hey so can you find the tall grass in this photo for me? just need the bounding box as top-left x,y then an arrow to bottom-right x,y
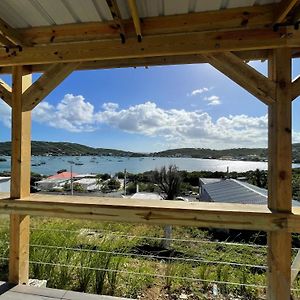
0,217 -> 286,299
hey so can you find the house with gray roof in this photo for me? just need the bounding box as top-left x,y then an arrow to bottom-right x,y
199,178 -> 300,207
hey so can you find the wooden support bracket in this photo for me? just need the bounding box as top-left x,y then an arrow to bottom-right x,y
106,0 -> 126,43
22,62 -> 80,111
0,18 -> 30,47
274,0 -> 299,24
0,78 -> 12,106
205,51 -> 276,105
292,76 -> 300,100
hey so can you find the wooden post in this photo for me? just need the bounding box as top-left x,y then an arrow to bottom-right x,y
267,48 -> 292,299
9,66 -> 32,284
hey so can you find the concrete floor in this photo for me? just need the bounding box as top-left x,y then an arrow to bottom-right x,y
0,282 -> 132,300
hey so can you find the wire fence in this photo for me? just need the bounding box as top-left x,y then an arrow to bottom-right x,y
0,223 -> 300,298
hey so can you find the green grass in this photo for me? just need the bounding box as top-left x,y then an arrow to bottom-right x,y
0,216 -> 296,299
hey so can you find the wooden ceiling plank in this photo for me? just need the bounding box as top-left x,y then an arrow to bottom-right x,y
22,62 -> 80,111
106,0 -> 126,43
0,18 -> 29,47
274,0 -> 299,23
128,0 -> 142,42
0,78 -> 12,106
205,51 -> 276,105
20,4 -> 275,45
0,28 -> 291,67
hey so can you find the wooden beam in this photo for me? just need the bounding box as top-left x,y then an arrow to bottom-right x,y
0,35 -> 15,48
0,28 -> 292,67
0,18 -> 29,47
0,194 -> 297,231
0,50 -> 275,74
205,51 -> 275,105
0,78 -> 12,106
106,0 -> 126,43
9,66 -> 31,285
22,62 -> 79,111
267,48 -> 292,300
128,0 -> 142,42
292,75 -> 300,100
20,4 -> 275,45
274,0 -> 299,23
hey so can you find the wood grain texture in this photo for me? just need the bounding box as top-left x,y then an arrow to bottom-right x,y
22,62 -> 79,111
0,78 -> 11,106
0,50 -> 275,74
274,0 -> 299,23
206,51 -> 275,105
0,195 -> 299,232
9,66 -> 32,285
0,28 -> 291,67
292,75 -> 300,100
19,4 -> 275,45
267,48 -> 292,300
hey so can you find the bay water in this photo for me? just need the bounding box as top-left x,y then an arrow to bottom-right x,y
0,156 -> 299,176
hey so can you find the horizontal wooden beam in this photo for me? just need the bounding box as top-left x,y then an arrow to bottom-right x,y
0,28 -> 293,67
0,194 -> 300,232
0,78 -> 12,106
22,62 -> 80,111
20,4 -> 275,46
0,50 -> 274,74
205,52 -> 276,105
274,0 -> 299,24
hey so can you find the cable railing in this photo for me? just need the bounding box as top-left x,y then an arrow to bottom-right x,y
1,221 -> 300,298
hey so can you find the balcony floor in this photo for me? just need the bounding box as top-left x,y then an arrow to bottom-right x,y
0,282 -> 132,299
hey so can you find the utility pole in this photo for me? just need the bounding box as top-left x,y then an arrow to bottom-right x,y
70,164 -> 73,195
124,168 -> 127,195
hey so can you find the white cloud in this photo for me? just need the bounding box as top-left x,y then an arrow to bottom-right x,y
102,102 -> 119,111
96,101 -> 268,148
204,95 -> 221,106
33,94 -> 96,132
188,87 -> 209,96
1,93 -> 300,149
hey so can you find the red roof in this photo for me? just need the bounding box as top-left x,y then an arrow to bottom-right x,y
48,172 -> 78,180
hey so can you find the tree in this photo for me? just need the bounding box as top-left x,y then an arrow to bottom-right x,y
101,178 -> 121,193
153,165 -> 182,200
152,165 -> 182,248
247,169 -> 267,188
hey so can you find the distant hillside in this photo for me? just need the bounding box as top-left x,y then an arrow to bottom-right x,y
0,141 -> 299,162
0,141 -> 144,157
153,148 -> 267,159
153,144 -> 300,162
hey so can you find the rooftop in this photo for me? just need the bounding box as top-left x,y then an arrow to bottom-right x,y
0,0 -> 280,29
200,178 -> 300,206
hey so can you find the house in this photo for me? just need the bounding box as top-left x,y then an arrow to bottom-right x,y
199,178 -> 300,207
130,192 -> 163,200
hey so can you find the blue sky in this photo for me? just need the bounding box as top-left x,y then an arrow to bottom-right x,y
0,60 -> 299,152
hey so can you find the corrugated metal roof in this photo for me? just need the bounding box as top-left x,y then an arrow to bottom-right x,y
0,0 -> 280,29
201,179 -> 300,206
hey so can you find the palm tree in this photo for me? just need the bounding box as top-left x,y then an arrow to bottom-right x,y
153,165 -> 182,248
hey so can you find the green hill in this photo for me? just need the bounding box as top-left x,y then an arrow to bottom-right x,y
0,141 -> 143,157
0,141 -> 299,162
